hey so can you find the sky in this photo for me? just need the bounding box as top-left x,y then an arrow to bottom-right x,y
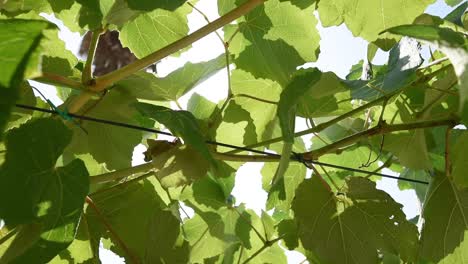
30,0 -> 458,263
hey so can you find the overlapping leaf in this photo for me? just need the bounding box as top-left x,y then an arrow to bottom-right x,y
86,178 -> 188,263
65,90 -> 144,170
419,171 -> 468,263
0,19 -> 50,138
119,3 -> 192,58
232,0 -> 320,86
293,176 -> 419,264
0,118 -> 89,263
117,55 -> 225,101
135,103 -> 214,163
384,20 -> 468,124
317,0 -> 434,45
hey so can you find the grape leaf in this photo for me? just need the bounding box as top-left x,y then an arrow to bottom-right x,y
262,162 -> 306,211
278,68 -> 321,142
0,0 -> 50,14
87,178 -> 188,263
382,130 -> 432,170
214,69 -> 281,146
39,29 -> 79,78
183,206 -> 245,262
233,1 -> 317,86
49,215 -> 99,264
117,54 -> 226,101
296,71 -> 353,118
124,0 -> 187,11
135,103 -> 215,164
119,3 -> 192,58
0,118 -> 89,263
0,19 -> 50,138
152,145 -> 210,188
65,90 -> 143,170
419,171 -> 468,263
293,176 -> 419,264
451,131 -> 468,189
347,37 -> 422,101
187,93 -> 217,121
317,0 -> 434,43
384,24 -> 468,124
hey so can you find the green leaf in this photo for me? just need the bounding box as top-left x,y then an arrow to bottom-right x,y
49,215 -> 99,264
187,93 -> 217,121
124,0 -> 187,11
296,71 -> 353,118
152,145 -> 210,188
444,0 -> 464,7
382,130 -> 432,170
0,118 -> 89,263
262,162 -> 306,211
317,0 -> 434,43
183,206 -> 249,262
0,19 -> 50,138
87,178 -> 188,263
135,103 -> 214,164
119,3 -> 192,58
65,90 -> 143,170
451,131 -> 468,189
278,68 -> 321,142
39,28 -> 79,78
419,171 -> 468,263
384,24 -> 468,124
0,0 -> 50,14
117,55 -> 226,101
233,0 -> 319,86
293,176 -> 419,264
214,69 -> 281,146
348,37 -> 422,101
397,169 -> 430,204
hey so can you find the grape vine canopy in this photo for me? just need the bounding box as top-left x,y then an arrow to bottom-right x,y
0,0 -> 468,263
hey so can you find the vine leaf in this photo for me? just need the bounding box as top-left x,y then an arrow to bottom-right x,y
64,90 -> 143,170
0,19 -> 50,138
152,145 -> 211,188
317,0 -> 434,45
117,54 -> 226,101
383,23 -> 468,124
0,118 -> 89,263
135,103 -> 215,164
233,1 -> 318,86
296,71 -> 353,118
49,215 -> 100,264
292,176 -> 419,264
451,131 -> 468,189
119,3 -> 192,58
273,68 -> 321,187
86,178 -> 188,263
347,37 -> 422,101
124,0 -> 188,11
419,171 -> 468,263
278,68 -> 321,143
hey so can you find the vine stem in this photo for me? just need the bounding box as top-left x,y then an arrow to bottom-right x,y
89,162 -> 155,184
233,94 -> 278,104
227,95 -> 390,154
445,127 -> 453,178
33,72 -> 83,90
85,197 -> 140,264
90,116 -> 456,185
242,236 -> 283,264
82,28 -> 103,84
303,117 -> 457,160
67,0 -> 266,113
